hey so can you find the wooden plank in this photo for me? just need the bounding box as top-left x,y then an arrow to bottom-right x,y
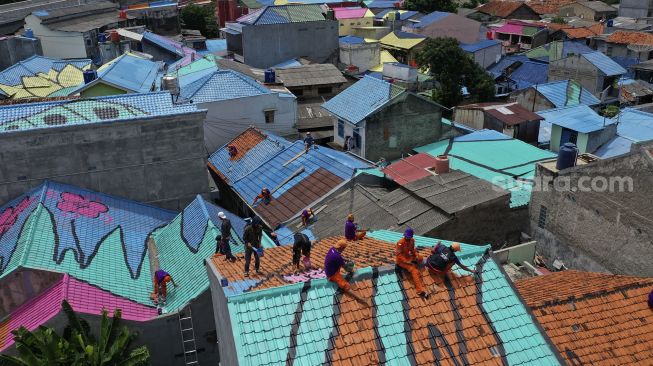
282,149 -> 307,167
270,166 -> 304,194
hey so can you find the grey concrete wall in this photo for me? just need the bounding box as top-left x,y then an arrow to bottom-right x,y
619,0 -> 653,18
528,147 -> 653,276
242,20 -> 339,69
549,55 -> 602,96
586,123 -> 617,153
512,88 -> 556,113
0,37 -> 43,71
408,14 -> 481,44
206,259 -> 239,366
0,112 -> 209,210
469,43 -> 501,69
364,93 -> 446,162
340,42 -> 380,72
128,7 -> 180,36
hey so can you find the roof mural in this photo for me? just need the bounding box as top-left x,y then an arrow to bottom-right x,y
211,232 -> 563,365
0,55 -> 91,99
415,130 -> 557,207
0,92 -> 199,134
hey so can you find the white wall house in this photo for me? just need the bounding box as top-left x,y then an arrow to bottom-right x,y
25,14 -> 87,59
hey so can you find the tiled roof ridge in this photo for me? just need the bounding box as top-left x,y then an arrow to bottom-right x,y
15,182 -> 50,267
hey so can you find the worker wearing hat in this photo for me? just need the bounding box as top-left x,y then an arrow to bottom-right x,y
325,239 -> 370,306
395,228 -> 428,299
426,241 -> 477,277
303,132 -> 314,151
216,212 -> 236,262
344,214 -> 366,241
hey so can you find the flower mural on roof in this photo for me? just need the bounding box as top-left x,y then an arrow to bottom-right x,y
0,197 -> 35,237
57,192 -> 108,219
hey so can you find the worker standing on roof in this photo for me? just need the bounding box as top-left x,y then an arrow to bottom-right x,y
150,269 -> 178,304
252,187 -> 272,205
344,214 -> 366,241
292,232 -> 313,271
425,242 -> 477,277
396,228 -> 429,299
303,132 -> 314,151
325,239 -> 370,306
243,216 -> 263,277
301,208 -> 315,227
216,212 -> 236,262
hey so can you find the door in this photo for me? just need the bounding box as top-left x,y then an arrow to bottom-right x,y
560,127 -> 578,145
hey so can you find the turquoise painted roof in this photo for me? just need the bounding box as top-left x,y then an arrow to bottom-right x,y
415,130 -> 556,207
224,230 -> 562,365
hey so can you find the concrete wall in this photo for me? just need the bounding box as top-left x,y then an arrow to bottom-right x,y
0,269 -> 62,319
339,42 -> 380,72
406,14 -> 481,44
512,87 -> 558,112
619,0 -> 653,18
352,26 -> 391,40
549,55 -> 602,96
338,15 -> 374,36
586,123 -> 617,153
287,83 -> 344,100
206,259 -> 239,366
558,3 -> 614,20
127,6 -> 180,36
592,39 -> 650,61
0,36 -> 43,71
200,93 -> 297,153
468,43 -> 502,69
0,112 -> 209,210
453,107 -> 485,130
25,15 -> 87,59
529,147 -> 653,276
242,20 -> 339,69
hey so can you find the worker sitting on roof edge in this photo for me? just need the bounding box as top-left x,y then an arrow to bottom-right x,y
396,228 -> 429,299
252,187 -> 271,205
301,207 -> 315,227
150,269 -> 178,304
325,239 -> 370,306
425,242 -> 477,278
303,132 -> 314,151
292,232 -> 313,272
344,214 -> 366,241
227,144 -> 238,157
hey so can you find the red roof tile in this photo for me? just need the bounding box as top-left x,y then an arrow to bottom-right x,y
607,30 -> 653,46
516,270 -> 653,365
528,0 -> 575,14
381,153 -> 439,185
227,127 -> 266,161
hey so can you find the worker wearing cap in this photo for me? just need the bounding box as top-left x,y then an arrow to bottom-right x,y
150,269 -> 178,304
303,132 -> 314,151
395,228 -> 428,299
243,216 -> 263,277
344,214 -> 366,241
216,212 -> 236,262
252,188 -> 272,205
426,242 -> 477,277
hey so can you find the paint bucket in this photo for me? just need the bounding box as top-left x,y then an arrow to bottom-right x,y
220,278 -> 229,287
302,256 -> 311,269
256,247 -> 264,257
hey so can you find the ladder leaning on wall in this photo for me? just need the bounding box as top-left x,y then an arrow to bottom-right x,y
179,306 -> 199,365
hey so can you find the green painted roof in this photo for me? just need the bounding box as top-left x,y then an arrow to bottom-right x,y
415,130 -> 556,207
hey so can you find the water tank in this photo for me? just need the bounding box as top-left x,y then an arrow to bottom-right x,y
394,11 -> 400,21
110,30 -> 120,43
434,155 -> 450,174
83,69 -> 97,84
161,75 -> 180,95
98,33 -> 107,43
24,28 -> 34,38
264,69 -> 275,83
556,143 -> 578,170
607,19 -> 614,27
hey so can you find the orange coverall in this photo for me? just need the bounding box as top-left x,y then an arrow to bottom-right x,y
395,237 -> 425,294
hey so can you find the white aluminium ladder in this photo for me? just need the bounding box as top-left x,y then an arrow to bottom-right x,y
179,306 -> 199,365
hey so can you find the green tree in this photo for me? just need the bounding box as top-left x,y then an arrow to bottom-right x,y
602,105 -> 619,118
180,3 -> 219,38
417,37 -> 495,108
551,16 -> 566,24
404,0 -> 457,13
0,300 -> 149,366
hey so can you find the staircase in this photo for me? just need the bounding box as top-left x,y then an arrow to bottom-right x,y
179,306 -> 199,365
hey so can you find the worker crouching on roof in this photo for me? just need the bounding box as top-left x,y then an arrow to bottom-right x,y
227,144 -> 238,157
425,242 -> 477,278
292,232 -> 313,271
301,208 -> 314,227
396,228 -> 429,299
150,269 -> 178,304
253,188 -> 271,205
344,214 -> 366,241
325,239 -> 370,306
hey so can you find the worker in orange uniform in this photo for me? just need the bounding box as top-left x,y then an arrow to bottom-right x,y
395,228 -> 429,299
150,269 -> 178,304
325,239 -> 370,306
252,187 -> 272,205
425,242 -> 477,278
344,214 -> 366,241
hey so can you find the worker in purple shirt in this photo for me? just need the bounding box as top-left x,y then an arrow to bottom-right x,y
649,288 -> 653,309
324,239 -> 370,306
344,214 -> 366,241
150,269 -> 178,304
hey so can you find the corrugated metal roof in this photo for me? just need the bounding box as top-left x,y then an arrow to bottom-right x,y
180,70 -> 271,103
375,9 -> 418,20
79,53 -> 158,94
363,0 -> 401,8
488,55 -> 548,89
460,39 -> 500,53
525,40 -> 594,63
240,4 -> 326,25
381,153 -> 439,185
582,51 -> 627,76
404,11 -> 450,29
142,31 -> 186,57
276,64 -> 346,87
536,105 -> 613,133
168,54 -> 219,87
379,30 -> 426,50
339,35 -> 366,44
614,108 -> 653,142
534,79 -> 600,108
594,135 -> 634,158
205,39 -> 227,52
322,76 -> 405,124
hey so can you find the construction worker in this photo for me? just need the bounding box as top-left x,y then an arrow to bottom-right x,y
325,239 -> 369,306
150,269 -> 178,304
344,214 -> 366,241
648,288 -> 653,309
425,242 -> 477,277
396,228 -> 428,299
227,144 -> 238,157
292,232 -> 313,271
216,212 -> 236,262
243,216 -> 263,277
303,132 -> 314,151
301,208 -> 314,227
252,188 -> 272,205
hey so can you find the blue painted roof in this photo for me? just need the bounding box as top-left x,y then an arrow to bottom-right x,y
611,56 -> 638,78
273,59 -> 303,68
87,53 -> 159,93
582,51 -> 627,76
205,39 -> 227,53
594,135 -> 634,158
0,55 -> 91,85
405,11 -> 450,29
363,0 -> 400,8
537,105 -> 614,133
142,31 -> 185,57
0,92 -> 199,134
489,55 -> 548,89
534,80 -> 601,108
180,70 -> 270,103
322,76 -> 405,124
525,40 -> 593,63
460,39 -> 500,53
614,108 -> 653,142
339,35 -> 365,45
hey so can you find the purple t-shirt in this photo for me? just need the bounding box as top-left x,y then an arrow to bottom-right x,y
344,221 -> 356,240
324,247 -> 344,277
649,288 -> 653,309
155,269 -> 169,284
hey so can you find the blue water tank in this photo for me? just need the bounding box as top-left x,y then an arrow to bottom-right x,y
556,143 -> 578,170
264,69 -> 275,83
83,69 -> 98,84
607,19 -> 614,27
394,11 -> 400,21
98,33 -> 107,43
24,28 -> 33,38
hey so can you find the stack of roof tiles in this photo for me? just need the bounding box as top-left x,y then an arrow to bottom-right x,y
210,230 -> 564,365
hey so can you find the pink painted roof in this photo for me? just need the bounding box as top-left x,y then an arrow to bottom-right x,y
0,275 -> 158,351
495,22 -> 524,35
333,7 -> 369,19
381,153 -> 439,185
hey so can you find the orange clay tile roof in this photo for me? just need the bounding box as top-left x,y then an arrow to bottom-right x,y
477,1 -> 528,17
528,0 -> 575,14
607,30 -> 653,46
214,233 -> 564,365
516,270 -> 653,365
227,127 -> 266,161
562,26 -> 600,39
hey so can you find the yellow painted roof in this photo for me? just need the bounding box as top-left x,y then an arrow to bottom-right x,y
379,31 -> 426,50
369,50 -> 399,72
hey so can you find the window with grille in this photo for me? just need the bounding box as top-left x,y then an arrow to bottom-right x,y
538,205 -> 548,228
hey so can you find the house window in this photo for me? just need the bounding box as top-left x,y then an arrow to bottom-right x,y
290,88 -> 303,96
318,86 -> 332,95
340,23 -> 344,27
353,127 -> 361,148
337,120 -> 344,138
538,205 -> 548,228
264,110 -> 275,123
